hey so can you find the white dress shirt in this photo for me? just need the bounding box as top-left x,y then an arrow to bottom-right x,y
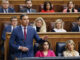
78,26 -> 80,32
4,9 -> 8,13
11,25 -> 17,32
21,25 -> 27,35
53,28 -> 67,32
18,25 -> 27,49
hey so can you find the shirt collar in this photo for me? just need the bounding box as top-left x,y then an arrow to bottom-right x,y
21,25 -> 27,29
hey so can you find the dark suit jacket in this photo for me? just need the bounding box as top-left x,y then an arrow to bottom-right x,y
9,26 -> 42,58
20,8 -> 36,13
71,25 -> 79,32
51,29 -> 55,32
78,8 -> 80,12
2,25 -> 12,41
0,7 -> 15,13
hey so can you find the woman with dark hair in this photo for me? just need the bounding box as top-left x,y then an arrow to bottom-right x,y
41,1 -> 55,13
63,1 -> 78,13
35,40 -> 56,57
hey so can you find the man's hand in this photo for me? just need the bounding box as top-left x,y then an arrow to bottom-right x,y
42,35 -> 48,40
18,46 -> 29,52
22,47 -> 29,52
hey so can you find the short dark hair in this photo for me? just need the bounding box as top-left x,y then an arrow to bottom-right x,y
77,17 -> 80,21
39,40 -> 51,51
20,14 -> 27,20
43,1 -> 53,11
10,16 -> 17,21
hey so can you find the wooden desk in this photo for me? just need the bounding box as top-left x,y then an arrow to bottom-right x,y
5,32 -> 80,60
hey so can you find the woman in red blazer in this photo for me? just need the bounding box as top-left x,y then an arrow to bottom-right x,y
41,1 -> 55,13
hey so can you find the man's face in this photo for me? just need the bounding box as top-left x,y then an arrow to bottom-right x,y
26,1 -> 32,9
2,1 -> 9,9
21,16 -> 29,27
11,19 -> 18,27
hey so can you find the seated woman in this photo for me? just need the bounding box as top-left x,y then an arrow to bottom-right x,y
52,19 -> 67,32
33,17 -> 47,32
63,1 -> 78,13
41,1 -> 55,13
35,40 -> 56,57
63,40 -> 79,57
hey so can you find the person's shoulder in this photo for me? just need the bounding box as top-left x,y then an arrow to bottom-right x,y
74,9 -> 78,12
8,7 -> 14,10
74,50 -> 79,56
63,50 -> 67,54
72,23 -> 78,29
36,50 -> 41,53
49,50 -> 55,53
28,26 -> 36,30
63,8 -> 67,13
5,25 -> 11,28
74,50 -> 79,53
62,29 -> 67,32
13,26 -> 20,31
31,8 -> 36,12
41,10 -> 45,12
50,10 -> 55,12
0,7 -> 3,11
0,7 -> 2,9
20,8 -> 26,12
28,26 -> 34,29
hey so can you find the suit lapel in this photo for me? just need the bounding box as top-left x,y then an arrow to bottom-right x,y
2,8 -> 4,12
19,26 -> 24,40
9,25 -> 12,32
77,26 -> 79,32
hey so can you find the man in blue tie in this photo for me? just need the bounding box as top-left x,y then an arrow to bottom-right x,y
0,0 -> 15,13
9,14 -> 47,59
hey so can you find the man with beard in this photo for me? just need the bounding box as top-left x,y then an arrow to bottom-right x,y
20,0 -> 36,13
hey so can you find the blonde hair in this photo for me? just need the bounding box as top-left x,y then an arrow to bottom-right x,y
66,40 -> 75,50
54,19 -> 64,29
34,17 -> 46,32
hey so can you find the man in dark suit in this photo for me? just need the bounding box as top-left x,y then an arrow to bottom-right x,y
71,17 -> 80,32
20,0 -> 36,13
9,14 -> 47,59
2,16 -> 18,41
0,0 -> 15,13
1,16 -> 18,60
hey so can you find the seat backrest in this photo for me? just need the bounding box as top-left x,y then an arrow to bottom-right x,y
56,42 -> 66,56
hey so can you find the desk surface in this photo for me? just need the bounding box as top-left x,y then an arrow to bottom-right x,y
17,57 -> 80,60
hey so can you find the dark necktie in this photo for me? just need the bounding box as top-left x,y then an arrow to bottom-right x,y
24,27 -> 27,40
5,9 -> 8,13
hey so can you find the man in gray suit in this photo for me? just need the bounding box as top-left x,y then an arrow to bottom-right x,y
20,0 -> 36,13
